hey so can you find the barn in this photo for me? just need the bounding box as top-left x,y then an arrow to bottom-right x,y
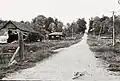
48,32 -> 63,40
0,20 -> 40,43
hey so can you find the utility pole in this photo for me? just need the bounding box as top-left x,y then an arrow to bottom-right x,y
112,11 -> 116,46
72,28 -> 73,39
98,24 -> 103,40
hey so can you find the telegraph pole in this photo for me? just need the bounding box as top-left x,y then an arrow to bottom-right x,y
72,28 -> 73,39
98,24 -> 103,40
112,11 -> 116,46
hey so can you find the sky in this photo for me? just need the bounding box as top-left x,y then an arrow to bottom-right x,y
0,0 -> 120,24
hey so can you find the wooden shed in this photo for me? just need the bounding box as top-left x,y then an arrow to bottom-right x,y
48,32 -> 63,40
0,20 -> 37,43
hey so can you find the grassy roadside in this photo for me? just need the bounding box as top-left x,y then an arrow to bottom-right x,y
0,34 -> 83,79
87,35 -> 120,73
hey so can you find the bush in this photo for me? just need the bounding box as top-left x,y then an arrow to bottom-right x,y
25,33 -> 44,43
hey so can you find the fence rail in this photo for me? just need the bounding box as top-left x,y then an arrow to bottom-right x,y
0,53 -> 13,64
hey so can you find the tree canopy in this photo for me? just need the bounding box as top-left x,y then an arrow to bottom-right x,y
0,15 -> 87,38
88,15 -> 117,36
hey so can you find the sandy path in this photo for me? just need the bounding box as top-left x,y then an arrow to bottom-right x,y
3,34 -> 120,81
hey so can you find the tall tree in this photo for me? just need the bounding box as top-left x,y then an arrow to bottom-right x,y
32,15 -> 47,32
48,22 -> 56,32
68,22 -> 79,34
77,18 -> 87,33
56,21 -> 63,32
45,17 -> 54,32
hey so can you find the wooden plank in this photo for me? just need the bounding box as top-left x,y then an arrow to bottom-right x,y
0,53 -> 13,55
8,46 -> 20,66
0,53 -> 13,59
0,53 -> 13,64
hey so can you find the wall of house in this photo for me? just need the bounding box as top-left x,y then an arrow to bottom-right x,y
0,23 -> 17,36
0,22 -> 31,43
6,23 -> 16,29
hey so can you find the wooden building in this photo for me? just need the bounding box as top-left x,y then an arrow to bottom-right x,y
0,20 -> 37,43
48,32 -> 63,40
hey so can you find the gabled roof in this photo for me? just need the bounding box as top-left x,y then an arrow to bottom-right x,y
0,26 -> 2,29
0,21 -> 38,33
0,23 -> 5,29
49,32 -> 63,35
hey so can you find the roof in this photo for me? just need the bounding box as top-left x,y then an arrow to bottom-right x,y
0,21 -> 38,33
0,26 -> 2,29
0,23 -> 4,29
49,32 -> 63,36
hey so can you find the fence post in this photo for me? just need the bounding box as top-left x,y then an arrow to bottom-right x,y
18,31 -> 24,61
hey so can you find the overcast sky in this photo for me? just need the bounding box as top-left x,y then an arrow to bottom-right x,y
0,0 -> 120,23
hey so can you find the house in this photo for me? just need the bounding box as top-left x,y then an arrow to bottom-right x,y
0,20 -> 40,43
48,32 -> 63,40
0,20 -> 37,33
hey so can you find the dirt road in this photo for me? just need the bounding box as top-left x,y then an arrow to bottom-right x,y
3,34 -> 120,81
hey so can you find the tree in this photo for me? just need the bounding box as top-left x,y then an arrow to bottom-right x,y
88,18 -> 94,33
48,22 -> 56,32
54,18 -> 58,27
25,21 -> 31,26
32,15 -> 47,32
20,20 -> 24,23
88,15 -> 117,36
67,22 -> 79,35
56,21 -> 63,32
45,17 -> 54,32
62,23 -> 71,36
77,18 -> 87,33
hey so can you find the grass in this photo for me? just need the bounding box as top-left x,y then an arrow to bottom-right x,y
87,35 -> 120,73
0,34 -> 83,79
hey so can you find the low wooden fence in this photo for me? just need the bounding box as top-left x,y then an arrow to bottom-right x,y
0,53 -> 13,64
0,31 -> 24,66
0,47 -> 20,66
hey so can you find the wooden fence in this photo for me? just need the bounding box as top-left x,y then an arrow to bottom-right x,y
0,31 -> 24,66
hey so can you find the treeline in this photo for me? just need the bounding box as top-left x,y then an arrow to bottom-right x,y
88,15 -> 120,36
0,15 -> 87,37
63,18 -> 87,36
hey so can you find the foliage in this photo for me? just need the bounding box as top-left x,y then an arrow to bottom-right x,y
0,15 -> 87,40
62,18 -> 87,37
56,21 -> 63,32
31,16 -> 64,33
31,15 -> 47,32
48,22 -> 56,32
25,32 -> 44,43
88,15 -> 120,36
0,20 -> 7,27
45,17 -> 54,32
76,18 -> 87,33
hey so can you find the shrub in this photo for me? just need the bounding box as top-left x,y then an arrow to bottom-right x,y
25,33 -> 44,43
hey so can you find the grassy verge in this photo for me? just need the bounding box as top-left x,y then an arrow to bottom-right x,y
0,34 -> 83,79
87,35 -> 120,73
